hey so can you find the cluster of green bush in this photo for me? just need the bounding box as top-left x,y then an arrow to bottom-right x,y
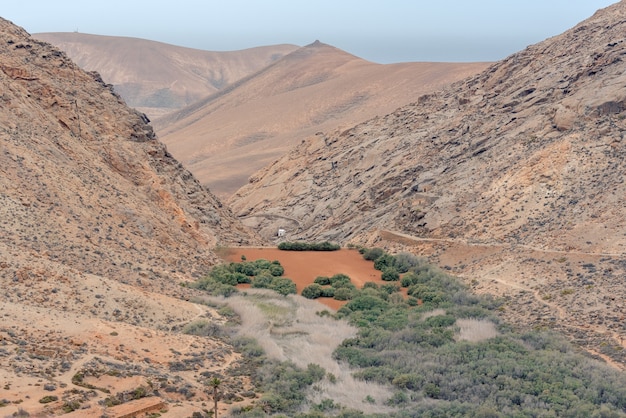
328,248 -> 626,416
191,259 -> 295,296
301,274 -> 357,301
278,241 -> 341,251
360,248 -> 425,285
230,337 -> 328,416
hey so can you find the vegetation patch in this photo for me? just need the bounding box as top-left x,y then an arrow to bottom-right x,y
278,241 -> 340,251
325,248 -> 626,416
302,273 -> 357,301
191,259 -> 296,297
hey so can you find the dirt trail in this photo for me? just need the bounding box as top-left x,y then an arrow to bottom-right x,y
382,230 -> 626,258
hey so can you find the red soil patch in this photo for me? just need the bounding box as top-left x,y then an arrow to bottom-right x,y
223,248 -> 382,310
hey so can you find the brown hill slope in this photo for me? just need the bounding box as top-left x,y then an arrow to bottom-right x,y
34,32 -> 298,118
0,18 -> 261,416
156,41 -> 489,197
229,3 -> 626,366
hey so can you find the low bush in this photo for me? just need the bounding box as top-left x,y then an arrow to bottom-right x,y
278,241 -> 340,251
362,247 -> 384,261
302,284 -> 324,299
381,267 -> 400,281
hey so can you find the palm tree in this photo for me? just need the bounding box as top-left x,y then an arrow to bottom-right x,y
208,377 -> 221,418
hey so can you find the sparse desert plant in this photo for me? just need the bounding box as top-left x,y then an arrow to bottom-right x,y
182,319 -> 222,337
38,395 -> 58,404
362,247 -> 384,261
11,408 -> 30,417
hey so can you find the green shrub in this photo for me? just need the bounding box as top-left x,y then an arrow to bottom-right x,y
333,287 -> 354,301
314,276 -> 331,285
380,283 -> 400,294
374,254 -> 395,271
320,287 -> 336,298
268,263 -> 285,276
302,284 -> 324,299
278,241 -> 340,251
329,273 -> 353,288
381,267 -> 400,281
251,274 -> 273,289
425,314 -> 456,328
270,277 -> 297,296
392,373 -> 423,390
362,247 -> 384,261
393,252 -> 424,273
400,272 -> 419,287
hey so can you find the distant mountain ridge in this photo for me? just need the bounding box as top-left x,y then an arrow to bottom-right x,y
156,40 -> 489,196
34,32 -> 298,118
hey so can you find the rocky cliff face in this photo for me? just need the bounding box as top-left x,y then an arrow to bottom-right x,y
0,18 -> 262,416
230,2 -> 626,254
0,18 -> 261,288
229,3 -> 626,366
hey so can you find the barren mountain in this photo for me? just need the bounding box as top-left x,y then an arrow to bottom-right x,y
230,2 -> 626,365
156,41 -> 489,197
34,32 -> 298,119
0,18 -> 262,416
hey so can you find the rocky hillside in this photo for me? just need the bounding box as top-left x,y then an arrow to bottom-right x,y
35,32 -> 298,118
157,41 -> 488,196
230,3 -> 626,365
0,18 -> 261,416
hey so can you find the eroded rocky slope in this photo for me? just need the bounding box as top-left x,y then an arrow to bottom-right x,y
230,2 -> 626,366
0,18 -> 261,416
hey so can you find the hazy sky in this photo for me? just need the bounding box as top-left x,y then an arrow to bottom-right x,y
2,1 -> 617,63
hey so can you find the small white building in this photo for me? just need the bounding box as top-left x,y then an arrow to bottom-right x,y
277,228 -> 286,237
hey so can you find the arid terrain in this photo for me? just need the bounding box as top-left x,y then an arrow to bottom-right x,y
36,32 -> 489,197
229,2 -> 626,368
0,18 -> 261,417
3,1 -> 626,416
155,42 -> 488,196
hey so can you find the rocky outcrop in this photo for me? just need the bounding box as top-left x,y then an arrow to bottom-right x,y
0,18 -> 260,288
0,18 -> 262,417
230,2 -> 626,256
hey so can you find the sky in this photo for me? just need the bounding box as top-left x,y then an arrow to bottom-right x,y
2,0 -> 618,63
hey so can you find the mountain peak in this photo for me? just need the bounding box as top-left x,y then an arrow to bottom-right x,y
306,39 -> 325,47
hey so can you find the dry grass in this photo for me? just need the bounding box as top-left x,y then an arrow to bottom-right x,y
212,289 -> 394,412
456,318 -> 499,342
